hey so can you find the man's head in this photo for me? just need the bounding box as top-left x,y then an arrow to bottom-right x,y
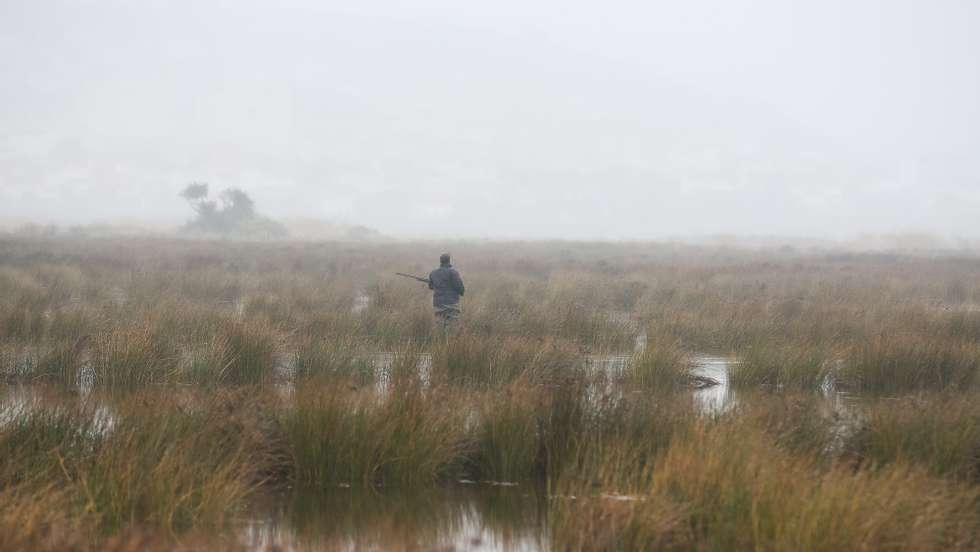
439,253 -> 451,266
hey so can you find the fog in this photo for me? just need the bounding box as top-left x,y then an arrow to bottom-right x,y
2,0 -> 978,240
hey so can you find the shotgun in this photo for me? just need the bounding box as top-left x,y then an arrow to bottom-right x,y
395,272 -> 430,284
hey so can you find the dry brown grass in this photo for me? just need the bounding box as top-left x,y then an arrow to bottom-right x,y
553,422 -> 980,551
3,237 -> 980,547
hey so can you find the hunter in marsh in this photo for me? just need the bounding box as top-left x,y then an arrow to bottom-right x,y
429,253 -> 465,330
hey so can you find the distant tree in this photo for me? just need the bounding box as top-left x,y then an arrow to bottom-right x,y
180,182 -> 217,219
179,183 -> 287,239
180,182 -> 209,203
220,188 -> 255,221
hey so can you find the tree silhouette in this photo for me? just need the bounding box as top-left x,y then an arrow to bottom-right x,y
179,184 -> 287,239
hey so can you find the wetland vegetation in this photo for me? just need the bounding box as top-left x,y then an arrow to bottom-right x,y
1,236 -> 979,550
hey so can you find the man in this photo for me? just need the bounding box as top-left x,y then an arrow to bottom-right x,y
428,253 -> 465,330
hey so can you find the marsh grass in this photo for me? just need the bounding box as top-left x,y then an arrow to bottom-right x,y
91,327 -> 177,387
471,382 -> 547,481
625,332 -> 690,388
840,334 -> 980,392
282,381 -> 469,488
0,398 -> 102,485
943,310 -> 980,341
6,237 -> 980,547
45,304 -> 106,342
5,237 -> 980,395
179,334 -> 235,385
1,299 -> 48,343
429,332 -> 579,387
553,423 -> 980,551
216,317 -> 282,384
551,391 -> 698,488
743,392 -> 836,457
0,482 -> 94,552
293,336 -> 373,383
848,394 -> 980,480
0,390 -> 280,537
82,391 -> 278,532
731,342 -> 833,390
0,344 -> 59,382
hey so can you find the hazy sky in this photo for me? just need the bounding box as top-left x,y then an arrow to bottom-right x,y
2,0 -> 978,239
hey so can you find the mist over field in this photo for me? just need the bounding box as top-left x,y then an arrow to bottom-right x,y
2,0 -> 979,239
5,6 -> 980,547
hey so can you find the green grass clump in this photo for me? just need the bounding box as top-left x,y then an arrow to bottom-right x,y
179,334 -> 234,385
471,382 -> 546,481
282,382 -> 468,488
215,317 -> 282,384
80,391 -> 279,532
744,392 -> 836,457
0,300 -> 48,343
840,334 -> 980,392
847,394 -> 980,480
430,333 -> 579,387
731,342 -> 832,390
0,390 -> 279,536
91,327 -> 177,387
0,482 -> 95,552
0,398 -> 101,485
45,304 -> 105,342
552,423 -> 980,551
293,336 -> 373,384
625,333 -> 690,388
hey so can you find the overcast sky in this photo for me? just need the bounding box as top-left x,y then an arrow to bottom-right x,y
2,0 -> 978,239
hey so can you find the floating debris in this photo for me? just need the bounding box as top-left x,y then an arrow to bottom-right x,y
690,374 -> 720,388
486,481 -> 519,487
601,493 -> 645,502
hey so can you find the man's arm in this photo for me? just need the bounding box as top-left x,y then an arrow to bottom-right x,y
428,271 -> 434,290
453,270 -> 465,296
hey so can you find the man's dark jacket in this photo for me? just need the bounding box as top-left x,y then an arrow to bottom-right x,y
428,264 -> 465,307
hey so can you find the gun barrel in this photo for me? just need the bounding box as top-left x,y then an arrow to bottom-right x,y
395,272 -> 430,284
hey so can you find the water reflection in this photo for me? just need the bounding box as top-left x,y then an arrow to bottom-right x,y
0,384 -> 116,436
691,355 -> 736,415
238,484 -> 549,552
581,349 -> 735,416
351,293 -> 371,315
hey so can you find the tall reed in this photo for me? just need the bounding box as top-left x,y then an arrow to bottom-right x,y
90,326 -> 177,387
429,332 -> 579,387
625,332 -> 690,388
214,317 -> 282,384
731,342 -> 832,390
847,393 -> 980,480
552,423 -> 980,551
839,334 -> 980,392
471,382 -> 547,481
282,381 -> 469,488
293,335 -> 373,383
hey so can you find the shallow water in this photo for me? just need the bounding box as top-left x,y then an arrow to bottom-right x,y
691,355 -> 736,415
351,293 -> 371,315
237,483 -> 549,551
0,384 -> 116,437
582,348 -> 734,415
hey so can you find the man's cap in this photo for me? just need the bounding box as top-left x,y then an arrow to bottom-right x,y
439,253 -> 451,265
